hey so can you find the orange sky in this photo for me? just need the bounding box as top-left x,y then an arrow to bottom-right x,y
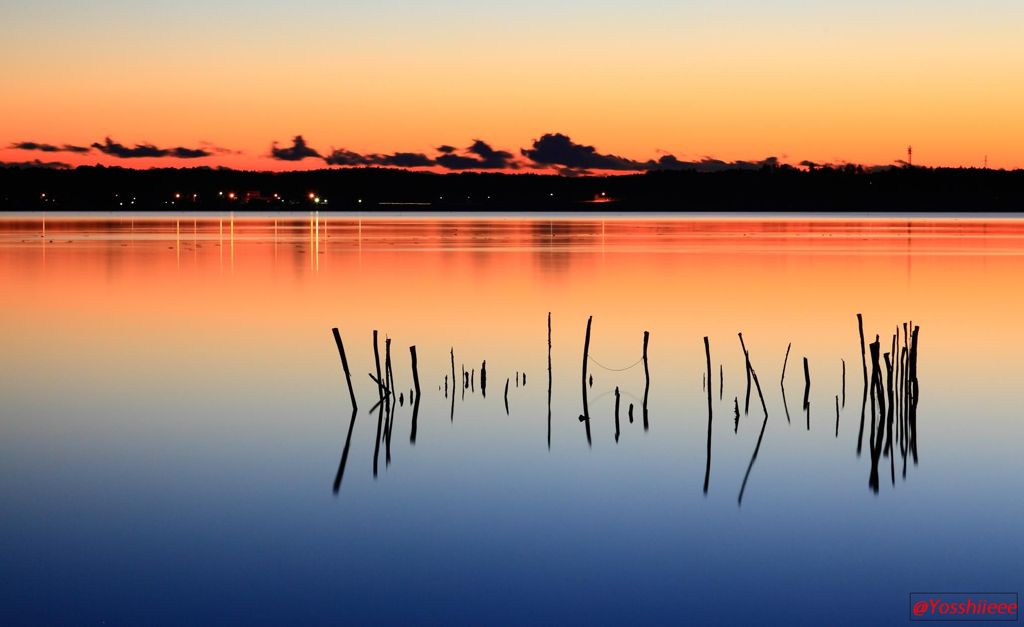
2,1 -> 1023,171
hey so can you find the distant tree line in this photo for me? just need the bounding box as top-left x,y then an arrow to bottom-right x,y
1,164 -> 1022,211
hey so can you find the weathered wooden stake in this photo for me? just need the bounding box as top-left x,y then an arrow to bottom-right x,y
835,394 -> 840,437
781,342 -> 792,387
802,357 -> 811,430
331,328 -> 357,410
781,343 -> 791,424
614,386 -> 621,442
856,313 -> 868,455
330,327 -> 358,495
372,330 -> 384,401
547,312 -> 552,449
580,316 -> 593,446
740,333 -> 752,415
642,330 -> 650,427
385,337 -> 395,402
841,358 -> 846,408
703,336 -> 713,494
409,345 -> 421,444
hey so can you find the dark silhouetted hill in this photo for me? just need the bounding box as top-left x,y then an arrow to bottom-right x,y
1,163 -> 1022,211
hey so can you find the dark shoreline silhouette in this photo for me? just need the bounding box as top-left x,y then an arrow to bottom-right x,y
5,164 -> 1024,211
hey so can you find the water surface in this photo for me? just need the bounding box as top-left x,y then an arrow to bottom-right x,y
1,214 -> 1022,625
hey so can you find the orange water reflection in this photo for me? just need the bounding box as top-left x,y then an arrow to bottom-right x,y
2,215 -> 1023,423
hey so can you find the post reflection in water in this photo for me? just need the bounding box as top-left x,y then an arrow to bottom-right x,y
330,313 -> 924,500
0,215 -> 1018,626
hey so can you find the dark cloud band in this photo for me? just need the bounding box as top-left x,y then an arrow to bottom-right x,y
91,137 -> 211,159
9,132 -> 785,173
10,141 -> 91,154
270,135 -> 321,161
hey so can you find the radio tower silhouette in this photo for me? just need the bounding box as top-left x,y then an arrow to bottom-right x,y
907,145 -> 912,167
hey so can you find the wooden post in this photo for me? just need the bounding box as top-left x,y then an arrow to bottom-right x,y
802,357 -> 811,430
841,359 -> 846,408
331,328 -> 357,411
737,332 -> 768,420
547,312 -> 552,449
909,325 -> 919,464
856,313 -> 868,454
385,337 -> 394,402
781,342 -> 791,388
614,386 -> 621,442
642,330 -> 650,425
410,345 -> 421,399
884,350 -> 895,485
781,342 -> 791,424
372,330 -> 383,401
331,327 -> 359,496
409,345 -> 421,444
835,394 -> 840,437
738,333 -> 768,421
580,316 -> 593,446
740,333 -> 752,415
703,336 -> 713,494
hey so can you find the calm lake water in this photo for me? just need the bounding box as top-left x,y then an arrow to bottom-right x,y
1,214 -> 1022,625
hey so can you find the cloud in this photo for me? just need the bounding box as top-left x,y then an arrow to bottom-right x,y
200,141 -> 243,156
521,133 -> 789,174
378,152 -> 434,167
324,139 -> 512,170
521,133 -> 649,171
648,155 -> 781,172
0,159 -> 72,169
323,149 -> 373,166
91,137 -> 211,159
10,141 -> 91,154
9,131 -> 799,173
436,140 -> 517,170
270,135 -> 321,161
322,148 -> 434,168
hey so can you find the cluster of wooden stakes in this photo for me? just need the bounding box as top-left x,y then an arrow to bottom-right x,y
330,312 -> 921,503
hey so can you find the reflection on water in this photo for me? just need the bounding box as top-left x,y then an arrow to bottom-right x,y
1,214 -> 1023,626
329,314 -> 924,504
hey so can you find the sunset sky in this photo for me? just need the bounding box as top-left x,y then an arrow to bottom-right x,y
3,0 -> 1022,171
